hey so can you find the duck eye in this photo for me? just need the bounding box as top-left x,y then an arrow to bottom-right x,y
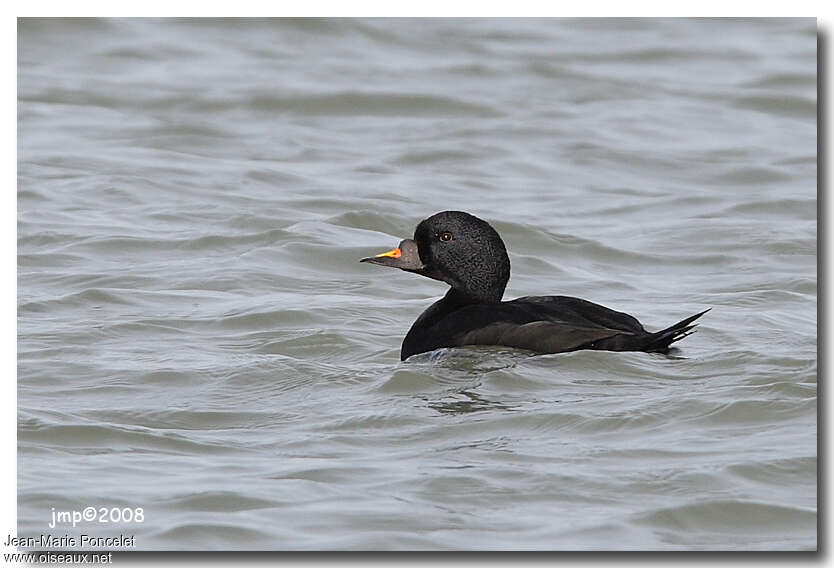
439,232 -> 453,242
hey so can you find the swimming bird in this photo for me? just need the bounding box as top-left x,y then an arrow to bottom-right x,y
361,211 -> 708,361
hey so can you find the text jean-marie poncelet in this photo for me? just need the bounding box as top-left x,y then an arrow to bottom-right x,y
5,534 -> 136,548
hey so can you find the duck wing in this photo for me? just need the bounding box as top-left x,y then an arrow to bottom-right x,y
507,295 -> 647,334
456,318 -> 627,354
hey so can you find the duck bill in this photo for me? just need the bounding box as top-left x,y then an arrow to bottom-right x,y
360,239 -> 425,271
360,247 -> 402,266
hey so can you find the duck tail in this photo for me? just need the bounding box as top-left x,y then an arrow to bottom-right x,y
644,308 -> 711,352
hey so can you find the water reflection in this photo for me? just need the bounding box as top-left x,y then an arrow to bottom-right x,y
427,390 -> 519,415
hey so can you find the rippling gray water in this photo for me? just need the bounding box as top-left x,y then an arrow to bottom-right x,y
17,18 -> 817,550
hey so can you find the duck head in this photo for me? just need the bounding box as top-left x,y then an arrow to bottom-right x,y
361,210 -> 510,304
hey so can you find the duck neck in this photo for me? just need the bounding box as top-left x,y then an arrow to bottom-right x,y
444,285 -> 503,307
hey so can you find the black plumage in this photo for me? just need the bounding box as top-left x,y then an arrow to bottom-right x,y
361,211 -> 708,361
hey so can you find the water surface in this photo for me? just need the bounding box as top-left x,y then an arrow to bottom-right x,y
17,18 -> 817,550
